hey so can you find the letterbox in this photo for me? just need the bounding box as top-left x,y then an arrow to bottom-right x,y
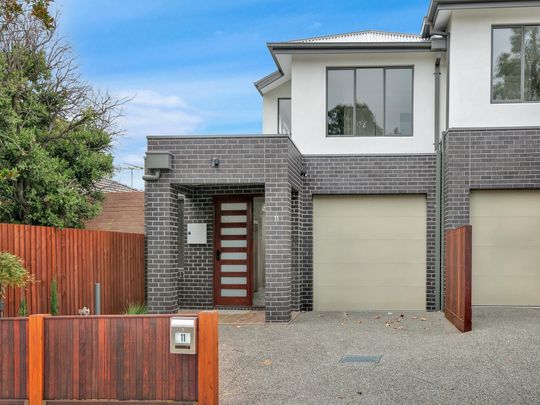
170,317 -> 197,354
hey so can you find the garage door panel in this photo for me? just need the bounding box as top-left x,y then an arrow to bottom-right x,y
474,246 -> 540,276
471,190 -> 540,306
313,195 -> 426,311
472,217 -> 540,246
314,285 -> 426,311
314,238 -> 425,265
314,195 -> 425,217
314,262 -> 425,286
314,216 -> 425,240
471,190 -> 540,216
473,275 -> 540,306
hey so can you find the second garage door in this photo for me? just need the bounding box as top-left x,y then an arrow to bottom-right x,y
313,195 -> 426,311
470,190 -> 540,306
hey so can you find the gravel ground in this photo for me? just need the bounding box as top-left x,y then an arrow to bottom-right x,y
219,307 -> 540,404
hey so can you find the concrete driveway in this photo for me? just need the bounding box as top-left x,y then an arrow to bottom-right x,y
219,308 -> 540,404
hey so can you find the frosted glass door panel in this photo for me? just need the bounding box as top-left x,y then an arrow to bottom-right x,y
221,228 -> 247,236
221,277 -> 247,285
221,265 -> 247,272
221,240 -> 247,248
221,289 -> 247,297
221,252 -> 247,260
221,203 -> 247,210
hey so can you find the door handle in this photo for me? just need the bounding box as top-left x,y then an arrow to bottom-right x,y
216,249 -> 221,260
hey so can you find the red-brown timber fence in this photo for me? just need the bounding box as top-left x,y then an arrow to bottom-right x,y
444,225 -> 472,332
0,312 -> 219,405
0,223 -> 145,317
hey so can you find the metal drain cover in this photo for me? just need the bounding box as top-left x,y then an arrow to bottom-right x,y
340,354 -> 382,363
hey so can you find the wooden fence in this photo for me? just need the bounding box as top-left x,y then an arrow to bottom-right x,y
0,318 -> 28,401
445,225 -> 472,332
0,223 -> 145,317
0,312 -> 219,405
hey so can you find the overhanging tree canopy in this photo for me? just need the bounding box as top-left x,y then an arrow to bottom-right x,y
0,0 -> 125,228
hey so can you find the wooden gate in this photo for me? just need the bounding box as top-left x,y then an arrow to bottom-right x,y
0,312 -> 219,405
445,225 -> 472,332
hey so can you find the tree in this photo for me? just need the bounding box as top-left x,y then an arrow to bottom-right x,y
0,0 -> 124,228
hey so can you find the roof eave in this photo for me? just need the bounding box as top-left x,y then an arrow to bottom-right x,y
267,41 -> 432,52
254,70 -> 283,95
422,0 -> 540,37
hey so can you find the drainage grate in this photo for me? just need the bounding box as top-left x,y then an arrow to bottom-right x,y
340,354 -> 382,363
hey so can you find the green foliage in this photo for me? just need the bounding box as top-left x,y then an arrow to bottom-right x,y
124,302 -> 148,315
50,277 -> 59,315
18,296 -> 27,316
0,1 -> 122,228
1,0 -> 55,30
0,251 -> 34,301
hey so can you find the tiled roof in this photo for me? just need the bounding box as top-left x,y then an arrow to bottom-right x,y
95,178 -> 140,193
291,30 -> 428,44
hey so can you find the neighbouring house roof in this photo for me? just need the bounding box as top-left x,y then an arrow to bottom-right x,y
86,178 -> 144,234
95,178 -> 139,193
290,30 -> 429,44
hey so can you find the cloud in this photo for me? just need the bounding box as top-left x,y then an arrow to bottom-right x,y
107,89 -> 206,189
116,89 -> 204,139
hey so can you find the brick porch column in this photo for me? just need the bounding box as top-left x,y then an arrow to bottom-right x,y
264,182 -> 292,322
145,182 -> 179,313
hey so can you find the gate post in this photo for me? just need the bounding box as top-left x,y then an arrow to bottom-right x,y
198,310 -> 219,405
28,314 -> 47,405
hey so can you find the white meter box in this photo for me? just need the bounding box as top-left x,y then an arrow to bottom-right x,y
187,223 -> 207,244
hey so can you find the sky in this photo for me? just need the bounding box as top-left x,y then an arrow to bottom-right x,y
54,0 -> 430,189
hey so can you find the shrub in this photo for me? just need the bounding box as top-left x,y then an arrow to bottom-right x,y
125,302 -> 147,315
18,297 -> 28,316
50,278 -> 59,316
0,252 -> 34,304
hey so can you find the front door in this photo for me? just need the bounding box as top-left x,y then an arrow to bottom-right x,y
214,196 -> 252,306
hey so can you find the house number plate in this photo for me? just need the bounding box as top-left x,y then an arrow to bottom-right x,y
175,332 -> 191,345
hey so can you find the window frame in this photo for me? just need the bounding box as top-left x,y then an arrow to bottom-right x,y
491,24 -> 540,104
277,97 -> 292,135
325,66 -> 415,138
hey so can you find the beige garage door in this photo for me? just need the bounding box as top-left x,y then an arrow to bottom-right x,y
313,195 -> 426,311
470,190 -> 540,306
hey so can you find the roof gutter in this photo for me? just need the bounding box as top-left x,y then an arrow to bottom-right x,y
268,41 -> 432,52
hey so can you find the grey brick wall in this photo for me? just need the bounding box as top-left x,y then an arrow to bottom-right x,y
145,181 -> 180,313
443,127 -> 540,230
301,154 -> 438,311
145,135 -> 439,319
177,184 -> 264,309
145,135 -> 300,322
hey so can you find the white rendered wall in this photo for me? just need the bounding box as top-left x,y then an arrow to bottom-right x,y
448,7 -> 540,128
262,81 -> 291,134
290,53 -> 438,155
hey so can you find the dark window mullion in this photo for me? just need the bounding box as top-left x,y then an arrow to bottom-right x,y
521,26 -> 526,102
353,69 -> 357,136
383,68 -> 387,136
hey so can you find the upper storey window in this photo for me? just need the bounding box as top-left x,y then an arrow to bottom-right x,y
492,25 -> 540,102
327,67 -> 413,137
278,98 -> 291,135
